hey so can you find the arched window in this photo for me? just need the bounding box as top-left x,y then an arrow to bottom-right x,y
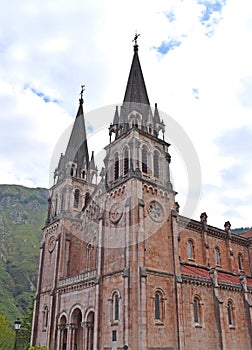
155,292 -> 161,320
70,165 -> 75,177
114,293 -> 119,321
110,291 -> 120,323
86,243 -> 92,271
74,189 -> 80,208
43,306 -> 49,329
142,146 -> 148,174
154,290 -> 165,322
227,300 -> 235,326
114,153 -> 119,180
187,240 -> 194,260
193,296 -> 202,325
84,192 -> 90,208
123,148 -> 129,175
153,150 -> 159,178
214,247 -> 221,265
238,253 -> 243,271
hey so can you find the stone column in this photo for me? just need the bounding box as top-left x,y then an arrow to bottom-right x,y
56,325 -> 65,350
67,324 -> 77,350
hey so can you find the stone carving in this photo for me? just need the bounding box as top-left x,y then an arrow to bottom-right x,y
48,235 -> 56,253
109,202 -> 123,224
200,212 -> 208,232
224,221 -> 232,239
147,200 -> 164,222
210,268 -> 218,287
240,275 -> 248,292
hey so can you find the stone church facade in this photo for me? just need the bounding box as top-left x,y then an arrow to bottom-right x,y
31,41 -> 252,350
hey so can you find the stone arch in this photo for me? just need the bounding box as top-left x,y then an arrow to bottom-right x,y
153,288 -> 166,323
69,306 -> 83,350
109,289 -> 121,323
153,149 -> 161,179
122,145 -> 130,175
141,143 -> 150,174
193,294 -> 203,325
128,110 -> 142,128
58,313 -> 68,350
84,308 -> 95,350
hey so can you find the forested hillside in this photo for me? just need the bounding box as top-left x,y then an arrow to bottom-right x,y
0,185 -> 48,324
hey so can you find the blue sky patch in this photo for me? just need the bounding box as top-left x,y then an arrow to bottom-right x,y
87,124 -> 94,133
192,88 -> 200,99
25,85 -> 59,104
165,10 -> 176,22
198,0 -> 226,37
155,38 -> 182,55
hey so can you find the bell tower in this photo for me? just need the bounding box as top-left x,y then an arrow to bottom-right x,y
98,38 -> 178,349
31,88 -> 98,349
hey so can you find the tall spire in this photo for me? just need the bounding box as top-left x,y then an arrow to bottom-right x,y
123,34 -> 150,105
56,86 -> 90,181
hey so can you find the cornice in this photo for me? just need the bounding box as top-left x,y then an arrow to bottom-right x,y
177,215 -> 248,246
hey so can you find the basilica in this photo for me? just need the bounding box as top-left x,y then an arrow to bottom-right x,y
31,39 -> 252,350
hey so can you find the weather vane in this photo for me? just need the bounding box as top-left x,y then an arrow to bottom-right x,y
132,33 -> 140,45
80,85 -> 85,100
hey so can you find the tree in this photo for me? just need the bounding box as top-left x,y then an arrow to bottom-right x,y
0,314 -> 15,350
17,300 -> 34,349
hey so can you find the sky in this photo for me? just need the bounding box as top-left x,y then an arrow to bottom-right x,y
0,0 -> 252,229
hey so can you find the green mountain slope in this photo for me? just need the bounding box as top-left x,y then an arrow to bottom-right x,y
0,185 -> 48,324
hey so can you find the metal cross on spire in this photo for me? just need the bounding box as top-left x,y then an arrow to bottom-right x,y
80,85 -> 85,100
132,33 -> 140,45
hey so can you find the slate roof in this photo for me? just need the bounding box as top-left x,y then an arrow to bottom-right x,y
123,44 -> 150,105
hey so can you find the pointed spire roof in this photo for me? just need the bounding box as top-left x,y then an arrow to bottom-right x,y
153,103 -> 161,124
64,88 -> 89,171
123,42 -> 150,105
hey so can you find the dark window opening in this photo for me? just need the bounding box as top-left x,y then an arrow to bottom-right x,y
187,240 -> 194,259
153,151 -> 159,178
74,189 -> 80,208
227,301 -> 234,326
155,293 -> 161,320
142,147 -> 148,174
45,307 -> 49,328
114,154 -> 119,180
193,298 -> 200,323
114,294 -> 119,321
84,192 -> 90,208
124,149 -> 129,175
112,330 -> 117,341
238,253 -> 243,270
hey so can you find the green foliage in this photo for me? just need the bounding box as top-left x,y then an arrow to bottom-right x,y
17,297 -> 34,350
28,346 -> 49,350
0,185 -> 48,324
0,314 -> 15,350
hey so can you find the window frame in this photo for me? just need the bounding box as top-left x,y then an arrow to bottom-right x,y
154,289 -> 165,325
227,300 -> 235,328
238,253 -> 243,271
142,146 -> 148,174
73,189 -> 80,208
193,296 -> 202,327
187,239 -> 194,260
214,246 -> 221,266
